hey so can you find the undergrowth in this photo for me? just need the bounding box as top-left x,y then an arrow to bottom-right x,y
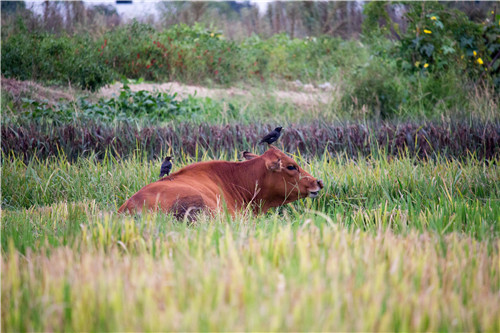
2,151 -> 498,331
2,151 -> 498,242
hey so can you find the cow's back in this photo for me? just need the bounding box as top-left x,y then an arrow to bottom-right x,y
118,165 -> 226,216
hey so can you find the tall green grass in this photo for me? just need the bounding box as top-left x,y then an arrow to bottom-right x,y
2,151 -> 498,241
2,152 -> 498,331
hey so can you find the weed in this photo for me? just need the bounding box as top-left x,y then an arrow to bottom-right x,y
2,120 -> 499,162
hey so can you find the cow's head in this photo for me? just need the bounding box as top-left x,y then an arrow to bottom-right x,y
243,147 -> 323,205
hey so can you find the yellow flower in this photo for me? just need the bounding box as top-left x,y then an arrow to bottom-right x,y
210,33 -> 214,37
477,58 -> 483,65
424,29 -> 432,34
431,16 -> 437,20
473,50 -> 477,57
415,61 -> 420,67
461,55 -> 464,59
424,63 -> 429,68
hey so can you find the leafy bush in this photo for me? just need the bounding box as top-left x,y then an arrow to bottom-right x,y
1,23 -> 111,91
10,85 -> 228,124
358,2 -> 499,116
342,56 -> 407,118
483,13 -> 500,87
361,2 -> 399,40
100,22 -> 249,84
2,21 -> 366,87
156,23 -> 240,84
398,2 -> 499,86
73,57 -> 111,92
97,20 -> 159,81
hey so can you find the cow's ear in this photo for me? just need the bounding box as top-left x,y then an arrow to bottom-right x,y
242,151 -> 258,160
266,158 -> 282,172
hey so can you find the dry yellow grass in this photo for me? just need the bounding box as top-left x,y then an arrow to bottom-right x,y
2,214 -> 498,331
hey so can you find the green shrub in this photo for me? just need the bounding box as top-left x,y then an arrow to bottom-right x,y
361,2 -> 399,40
158,23 -> 240,84
398,2 -> 499,85
482,13 -> 500,87
2,22 -> 370,87
1,31 -> 35,81
342,56 -> 407,118
1,30 -> 112,91
98,22 -> 241,84
98,20 -> 157,80
13,84 -> 230,124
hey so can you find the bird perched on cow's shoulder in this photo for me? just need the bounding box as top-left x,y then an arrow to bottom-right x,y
259,126 -> 282,145
159,156 -> 173,179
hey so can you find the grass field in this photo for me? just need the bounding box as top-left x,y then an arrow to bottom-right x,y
2,151 -> 499,331
2,4 -> 500,331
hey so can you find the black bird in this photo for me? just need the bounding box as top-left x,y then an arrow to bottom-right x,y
159,156 -> 173,178
259,126 -> 282,145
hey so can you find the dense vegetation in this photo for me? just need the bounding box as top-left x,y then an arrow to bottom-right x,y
2,2 -> 499,118
2,152 -> 499,331
2,1 -> 499,332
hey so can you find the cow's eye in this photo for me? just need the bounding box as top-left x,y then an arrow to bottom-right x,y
287,165 -> 297,171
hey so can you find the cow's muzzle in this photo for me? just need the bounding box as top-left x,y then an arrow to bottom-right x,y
308,179 -> 323,198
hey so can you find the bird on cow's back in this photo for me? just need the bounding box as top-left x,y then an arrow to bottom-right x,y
259,126 -> 282,145
159,156 -> 173,179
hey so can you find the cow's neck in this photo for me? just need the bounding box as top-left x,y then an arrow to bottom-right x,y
214,158 -> 270,213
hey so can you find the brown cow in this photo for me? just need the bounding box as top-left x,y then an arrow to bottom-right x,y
118,146 -> 323,219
